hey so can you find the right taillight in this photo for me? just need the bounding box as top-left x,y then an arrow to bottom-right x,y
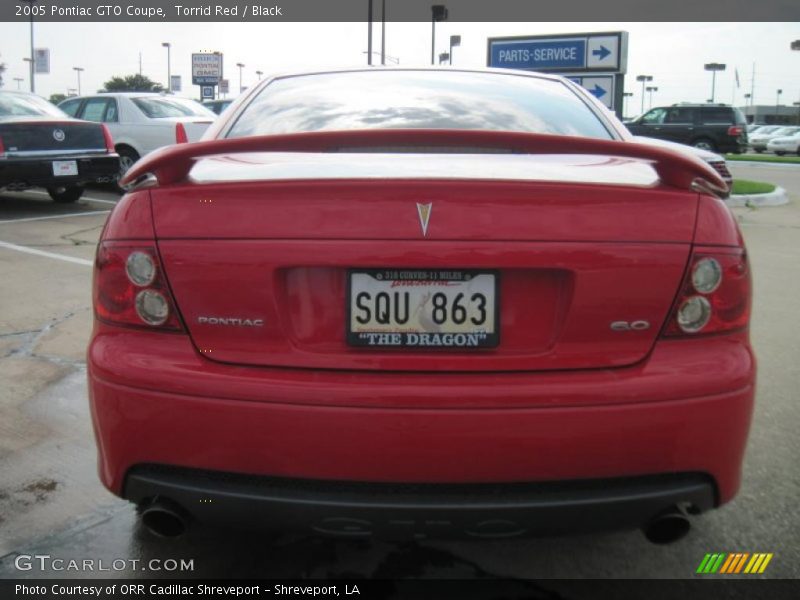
175,122 -> 188,144
728,125 -> 744,137
662,248 -> 751,337
93,243 -> 183,331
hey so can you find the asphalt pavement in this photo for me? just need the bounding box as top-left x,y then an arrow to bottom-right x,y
0,164 -> 798,582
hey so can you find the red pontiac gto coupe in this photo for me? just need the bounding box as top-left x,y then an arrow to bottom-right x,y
88,69 -> 754,543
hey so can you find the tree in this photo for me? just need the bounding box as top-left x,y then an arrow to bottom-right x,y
101,74 -> 163,93
49,93 -> 67,105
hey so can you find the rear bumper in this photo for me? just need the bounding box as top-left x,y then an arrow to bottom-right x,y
0,154 -> 119,188
88,325 -> 756,523
125,465 -> 715,539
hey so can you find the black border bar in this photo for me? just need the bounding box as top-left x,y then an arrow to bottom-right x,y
3,0 -> 799,22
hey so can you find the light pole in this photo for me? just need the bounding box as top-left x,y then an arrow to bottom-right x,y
13,77 -> 24,90
366,0 -> 373,66
792,42 -> 800,124
20,0 -> 37,93
255,70 -> 263,80
646,86 -> 658,109
73,67 -> 84,95
380,0 -> 386,66
431,5 -> 448,66
236,62 -> 245,93
704,63 -> 726,103
776,89 -> 782,122
449,35 -> 460,66
636,75 -> 652,114
162,42 -> 171,92
623,92 -> 633,119
744,92 -> 751,107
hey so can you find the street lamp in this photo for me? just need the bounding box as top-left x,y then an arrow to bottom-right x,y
162,42 -> 171,92
636,75 -> 652,114
236,62 -> 245,93
776,88 -> 783,121
449,35 -> 461,66
623,92 -> 633,118
431,5 -> 448,66
255,70 -> 263,80
13,77 -> 24,90
73,67 -> 84,95
20,0 -> 37,93
439,52 -> 450,65
646,86 -> 659,109
744,92 -> 751,106
704,63 -> 726,103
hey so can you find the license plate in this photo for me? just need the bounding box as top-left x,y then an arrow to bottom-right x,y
347,269 -> 498,348
52,160 -> 78,177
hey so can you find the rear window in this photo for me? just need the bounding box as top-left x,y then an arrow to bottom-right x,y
132,97 -> 214,119
226,70 -> 613,140
0,93 -> 66,119
701,108 -> 736,124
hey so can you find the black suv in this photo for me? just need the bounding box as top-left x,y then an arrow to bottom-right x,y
624,104 -> 748,153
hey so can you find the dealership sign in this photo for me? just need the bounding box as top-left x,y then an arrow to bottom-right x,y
487,32 -> 628,116
191,53 -> 223,86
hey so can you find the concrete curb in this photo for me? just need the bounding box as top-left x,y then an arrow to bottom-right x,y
726,186 -> 789,208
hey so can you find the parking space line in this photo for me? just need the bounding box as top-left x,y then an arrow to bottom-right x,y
0,210 -> 110,225
0,240 -> 93,267
21,190 -> 120,206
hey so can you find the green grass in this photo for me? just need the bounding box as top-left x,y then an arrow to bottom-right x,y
725,153 -> 800,164
730,179 -> 776,195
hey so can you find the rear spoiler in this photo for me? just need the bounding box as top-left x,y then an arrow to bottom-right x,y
119,129 -> 729,197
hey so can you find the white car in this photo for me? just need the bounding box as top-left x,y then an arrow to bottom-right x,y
58,93 -> 215,177
748,126 -> 800,153
634,135 -> 732,190
766,131 -> 800,156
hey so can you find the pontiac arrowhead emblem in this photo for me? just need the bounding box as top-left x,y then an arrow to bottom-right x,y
416,203 -> 432,237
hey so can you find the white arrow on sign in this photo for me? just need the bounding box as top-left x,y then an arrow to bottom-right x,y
586,36 -> 619,69
580,76 -> 615,109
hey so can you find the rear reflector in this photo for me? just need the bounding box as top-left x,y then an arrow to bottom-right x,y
662,248 -> 750,337
175,123 -> 188,144
93,243 -> 183,331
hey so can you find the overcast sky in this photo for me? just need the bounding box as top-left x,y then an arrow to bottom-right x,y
0,21 -> 798,117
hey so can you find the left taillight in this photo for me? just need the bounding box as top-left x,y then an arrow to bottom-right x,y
662,247 -> 751,337
0,135 -> 5,157
93,243 -> 183,331
101,124 -> 115,153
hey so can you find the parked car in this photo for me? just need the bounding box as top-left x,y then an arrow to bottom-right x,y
0,90 -> 119,202
634,135 -> 732,191
92,69 -> 753,545
766,131 -> 800,156
202,99 -> 233,115
624,103 -> 748,153
58,93 -> 215,177
749,126 -> 800,153
748,125 -> 780,136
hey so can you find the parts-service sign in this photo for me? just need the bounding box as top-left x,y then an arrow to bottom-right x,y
348,269 -> 499,349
